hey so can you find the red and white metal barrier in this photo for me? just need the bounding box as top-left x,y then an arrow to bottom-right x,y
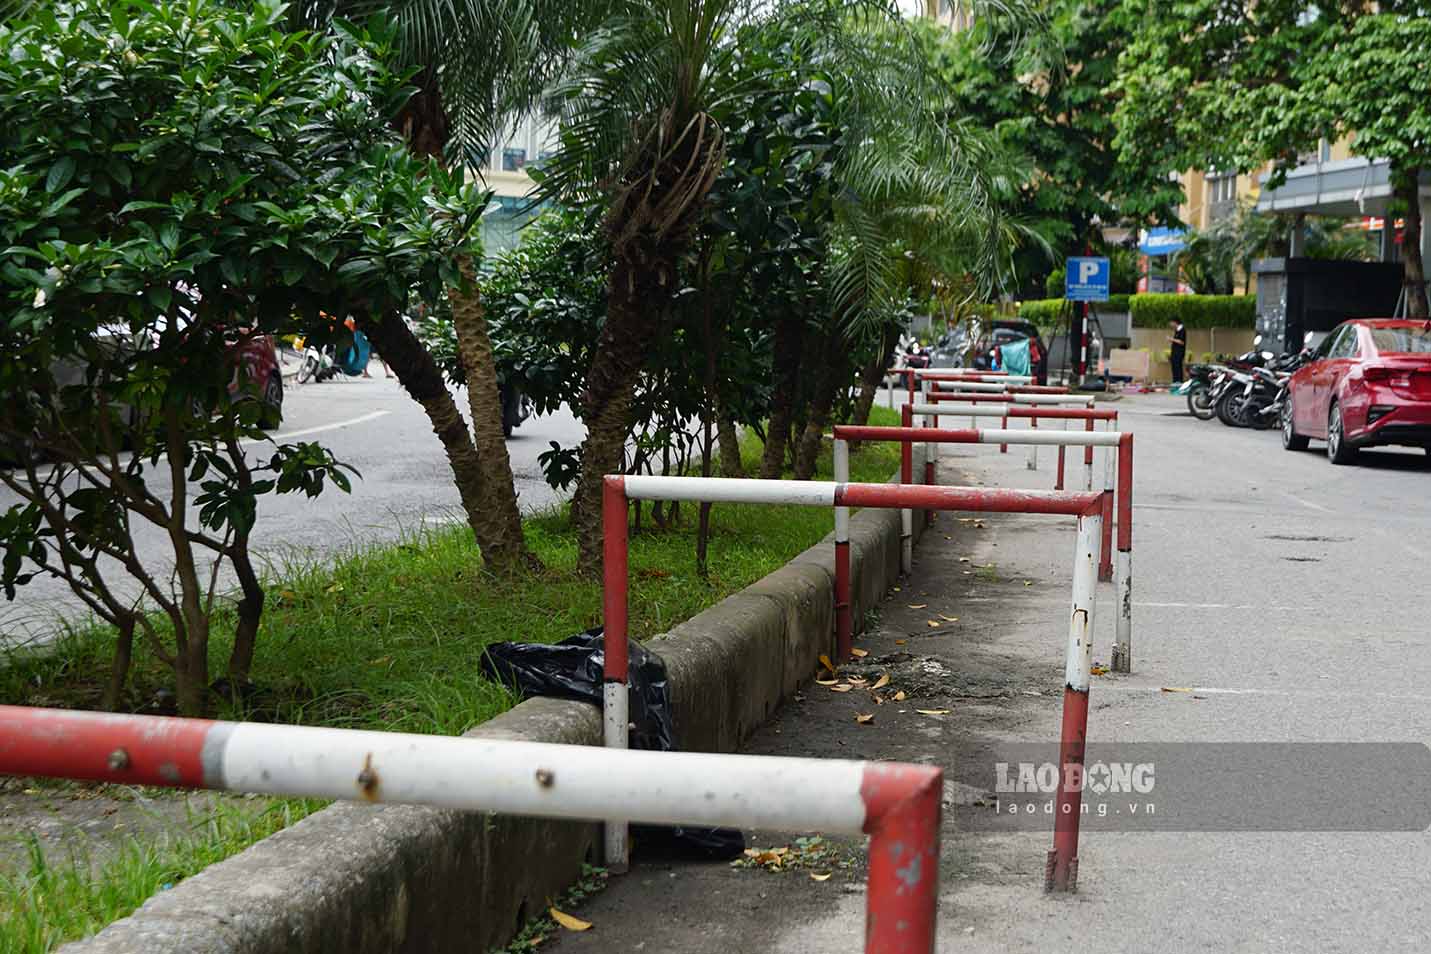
931,381 -> 1071,395
850,422 -> 1134,678
603,474 -> 1108,882
925,391 -> 1095,455
912,369 -> 1028,384
0,706 -> 942,953
909,401 -> 1117,496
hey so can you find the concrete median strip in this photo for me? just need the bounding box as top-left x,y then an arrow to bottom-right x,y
58,472 -> 927,954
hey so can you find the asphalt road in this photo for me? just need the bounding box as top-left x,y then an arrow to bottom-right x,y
548,390 -> 1431,954
0,360 -> 585,647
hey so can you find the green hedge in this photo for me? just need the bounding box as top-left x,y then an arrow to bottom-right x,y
1129,293 -> 1256,329
1018,295 -> 1132,330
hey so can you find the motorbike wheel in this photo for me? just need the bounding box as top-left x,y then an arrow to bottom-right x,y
297,354 -> 317,384
1214,389 -> 1250,428
1186,385 -> 1215,420
1248,400 -> 1275,430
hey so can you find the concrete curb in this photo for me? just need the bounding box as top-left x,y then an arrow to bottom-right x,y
62,475 -> 925,954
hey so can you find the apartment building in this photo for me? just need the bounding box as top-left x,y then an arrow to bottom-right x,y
479,114 -> 557,253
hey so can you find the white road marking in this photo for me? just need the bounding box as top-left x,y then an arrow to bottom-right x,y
243,410 -> 390,445
1099,685 -> 1431,704
7,411 -> 391,484
1285,493 -> 1332,513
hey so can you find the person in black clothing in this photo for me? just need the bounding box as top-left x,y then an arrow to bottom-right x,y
1168,320 -> 1187,384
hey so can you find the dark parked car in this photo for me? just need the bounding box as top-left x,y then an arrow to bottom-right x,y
1281,318 -> 1431,463
971,320 -> 1049,384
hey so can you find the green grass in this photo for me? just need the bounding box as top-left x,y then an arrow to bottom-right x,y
0,408 -> 902,951
0,799 -> 319,954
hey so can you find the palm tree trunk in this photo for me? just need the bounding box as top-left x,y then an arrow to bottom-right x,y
851,328 -> 899,429
1399,172 -> 1429,318
571,258 -> 663,576
793,330 -> 841,480
361,309 -> 521,568
759,311 -> 805,478
449,259 -> 539,573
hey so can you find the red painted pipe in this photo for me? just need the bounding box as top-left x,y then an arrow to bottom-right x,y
1048,687 -> 1089,892
601,476 -> 630,684
1083,417 -> 1094,470
1056,444 -> 1065,490
862,763 -> 943,954
900,406 -> 913,486
1099,489 -> 1114,582
915,369 -> 1008,378
836,483 -> 1104,517
0,706 -> 215,789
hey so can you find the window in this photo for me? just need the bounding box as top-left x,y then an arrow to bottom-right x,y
501,147 -> 527,172
1330,326 -> 1360,359
1369,327 -> 1431,353
1207,172 -> 1237,222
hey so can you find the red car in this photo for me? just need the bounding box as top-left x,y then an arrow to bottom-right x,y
1281,318 -> 1431,463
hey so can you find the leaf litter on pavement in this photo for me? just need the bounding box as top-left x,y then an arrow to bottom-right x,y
732,836 -> 851,877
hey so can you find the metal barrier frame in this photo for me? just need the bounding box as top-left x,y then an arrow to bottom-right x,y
859,419 -> 1134,678
0,705 -> 943,953
602,474 -> 1107,888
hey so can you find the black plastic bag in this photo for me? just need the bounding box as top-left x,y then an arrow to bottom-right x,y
480,628 -> 745,861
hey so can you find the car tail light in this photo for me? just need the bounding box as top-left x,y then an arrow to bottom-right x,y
1363,366 -> 1397,382
1367,405 -> 1394,424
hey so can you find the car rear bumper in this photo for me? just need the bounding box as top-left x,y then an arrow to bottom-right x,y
1354,399 -> 1431,447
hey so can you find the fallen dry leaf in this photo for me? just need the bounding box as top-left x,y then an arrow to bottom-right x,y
916,708 -> 951,716
850,647 -> 869,659
819,654 -> 837,675
855,713 -> 875,725
958,557 -> 971,563
908,603 -> 928,609
893,690 -> 907,701
1090,666 -> 1109,676
1161,687 -> 1192,693
1023,580 -> 1034,587
939,614 -> 959,622
872,674 -> 891,690
927,620 -> 941,628
550,908 -> 592,932
830,684 -> 853,693
894,639 -> 907,645
815,676 -> 838,686
810,872 -> 833,882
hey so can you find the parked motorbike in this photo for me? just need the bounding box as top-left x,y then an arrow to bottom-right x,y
1176,363 -> 1218,420
1211,337 -> 1309,428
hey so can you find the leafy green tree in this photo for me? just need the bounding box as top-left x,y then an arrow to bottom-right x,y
1113,2 -> 1428,315
913,1 -> 1181,291
0,0 -> 486,714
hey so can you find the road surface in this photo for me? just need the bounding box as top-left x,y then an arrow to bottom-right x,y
547,390 -> 1431,954
0,368 -> 585,647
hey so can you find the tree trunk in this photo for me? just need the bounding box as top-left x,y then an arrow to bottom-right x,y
716,401 -> 743,477
1399,172 -> 1429,318
227,537 -> 264,685
449,258 -> 538,573
361,310 -> 525,572
851,327 -> 900,430
793,330 -> 841,480
571,259 -> 665,576
103,617 -> 134,711
759,311 -> 805,479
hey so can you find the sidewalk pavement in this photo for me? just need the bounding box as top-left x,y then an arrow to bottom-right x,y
545,396 -> 1431,953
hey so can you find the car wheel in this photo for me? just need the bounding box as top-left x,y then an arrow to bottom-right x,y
1327,402 -> 1358,465
1281,396 -> 1309,450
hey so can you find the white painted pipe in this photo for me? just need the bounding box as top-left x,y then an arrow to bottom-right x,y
933,381 -> 1015,393
900,507 -> 913,575
1114,549 -> 1132,674
910,403 -> 1095,419
622,476 -> 837,506
963,429 -> 1122,447
214,722 -> 871,833
603,681 -> 629,869
1066,513 -> 1101,692
1011,394 -> 1095,406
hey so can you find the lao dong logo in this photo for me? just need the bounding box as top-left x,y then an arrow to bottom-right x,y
995,761 -> 1155,795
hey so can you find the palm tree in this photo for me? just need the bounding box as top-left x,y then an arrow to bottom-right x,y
287,0 -> 608,574
537,0 -> 1026,572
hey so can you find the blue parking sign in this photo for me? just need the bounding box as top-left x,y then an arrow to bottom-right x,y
1065,257 -> 1110,302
